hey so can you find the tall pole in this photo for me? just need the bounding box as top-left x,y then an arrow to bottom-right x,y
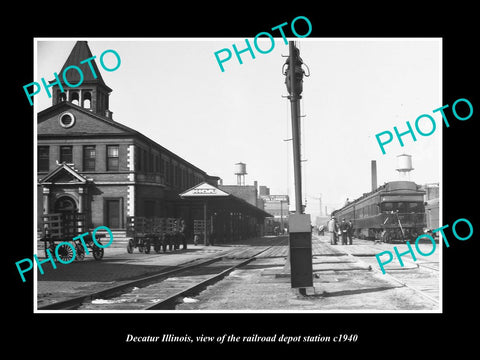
203,200 -> 208,245
280,200 -> 284,234
288,41 -> 303,214
319,194 -> 322,217
283,41 -> 312,292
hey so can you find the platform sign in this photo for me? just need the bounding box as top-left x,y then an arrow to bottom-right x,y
261,195 -> 289,203
180,182 -> 229,198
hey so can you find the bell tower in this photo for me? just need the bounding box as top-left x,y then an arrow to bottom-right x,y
51,41 -> 114,119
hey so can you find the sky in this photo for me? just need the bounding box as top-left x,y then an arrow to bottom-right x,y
35,38 -> 442,218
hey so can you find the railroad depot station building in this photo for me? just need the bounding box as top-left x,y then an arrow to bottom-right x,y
37,41 -> 271,245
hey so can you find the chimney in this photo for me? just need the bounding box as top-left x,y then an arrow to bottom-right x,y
371,160 -> 377,191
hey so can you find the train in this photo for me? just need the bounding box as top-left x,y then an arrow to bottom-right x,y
331,180 -> 426,243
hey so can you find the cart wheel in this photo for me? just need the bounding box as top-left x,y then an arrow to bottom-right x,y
145,242 -> 151,254
127,239 -> 134,254
57,243 -> 74,263
76,244 -> 85,261
92,245 -> 104,260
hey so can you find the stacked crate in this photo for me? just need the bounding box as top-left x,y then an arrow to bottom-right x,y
41,213 -> 87,239
152,217 -> 166,236
166,218 -> 178,235
41,213 -> 64,239
126,216 -> 149,237
193,220 -> 211,236
62,213 -> 87,238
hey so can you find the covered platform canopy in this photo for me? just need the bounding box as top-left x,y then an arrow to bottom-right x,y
180,182 -> 272,245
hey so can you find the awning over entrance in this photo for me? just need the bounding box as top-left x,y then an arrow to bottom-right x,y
180,182 -> 272,244
38,162 -> 92,215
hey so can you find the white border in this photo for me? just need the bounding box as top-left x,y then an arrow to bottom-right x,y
33,37 -> 443,314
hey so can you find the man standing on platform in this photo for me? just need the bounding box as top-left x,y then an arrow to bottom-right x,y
179,218 -> 187,250
328,217 -> 337,245
347,220 -> 354,245
340,218 -> 348,245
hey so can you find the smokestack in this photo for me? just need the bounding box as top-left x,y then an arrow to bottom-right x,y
371,160 -> 377,191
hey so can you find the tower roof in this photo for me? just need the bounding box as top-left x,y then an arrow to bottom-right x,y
56,41 -> 112,92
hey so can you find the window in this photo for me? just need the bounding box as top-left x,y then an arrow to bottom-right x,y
380,203 -> 392,212
70,91 -> 79,106
156,156 -> 161,175
107,145 -> 119,171
136,146 -> 142,172
38,146 -> 49,172
173,163 -> 178,186
144,200 -> 156,218
149,153 -> 154,173
159,157 -> 165,175
182,168 -> 186,188
60,146 -> 72,163
408,202 -> 424,213
83,91 -> 92,108
83,145 -> 96,171
165,159 -> 171,184
59,112 -> 75,128
142,149 -> 147,172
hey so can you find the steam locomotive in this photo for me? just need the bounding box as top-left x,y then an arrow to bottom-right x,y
331,181 -> 426,243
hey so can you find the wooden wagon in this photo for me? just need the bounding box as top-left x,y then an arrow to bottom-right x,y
40,213 -> 105,262
126,216 -> 186,254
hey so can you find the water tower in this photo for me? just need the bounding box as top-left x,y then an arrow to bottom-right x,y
234,162 -> 247,186
396,154 -> 414,180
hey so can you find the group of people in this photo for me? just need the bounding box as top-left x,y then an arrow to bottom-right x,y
327,217 -> 354,245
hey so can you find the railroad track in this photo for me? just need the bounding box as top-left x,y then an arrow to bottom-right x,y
38,246 -> 273,311
342,251 -> 440,306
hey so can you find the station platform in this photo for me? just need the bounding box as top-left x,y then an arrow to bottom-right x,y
35,234 -> 440,311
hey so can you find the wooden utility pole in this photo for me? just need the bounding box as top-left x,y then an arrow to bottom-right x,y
286,41 -> 304,214
284,41 -> 313,293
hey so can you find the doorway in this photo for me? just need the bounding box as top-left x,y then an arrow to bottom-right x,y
54,196 -> 77,214
105,199 -> 121,229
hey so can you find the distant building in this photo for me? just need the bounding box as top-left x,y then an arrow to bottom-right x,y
315,216 -> 330,228
260,190 -> 290,234
218,180 -> 260,208
259,186 -> 270,197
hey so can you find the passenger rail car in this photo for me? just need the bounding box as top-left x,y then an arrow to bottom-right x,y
331,181 -> 426,242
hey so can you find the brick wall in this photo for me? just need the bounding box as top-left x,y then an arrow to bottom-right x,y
90,184 -> 128,229
218,185 -> 258,207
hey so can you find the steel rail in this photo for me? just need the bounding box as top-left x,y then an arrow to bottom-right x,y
146,245 -> 273,310
38,246 -> 273,311
37,255 -> 226,310
145,257 -> 257,310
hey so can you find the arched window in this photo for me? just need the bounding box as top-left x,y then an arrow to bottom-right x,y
83,91 -> 91,108
58,92 -> 67,102
70,91 -> 79,106
54,196 -> 77,214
